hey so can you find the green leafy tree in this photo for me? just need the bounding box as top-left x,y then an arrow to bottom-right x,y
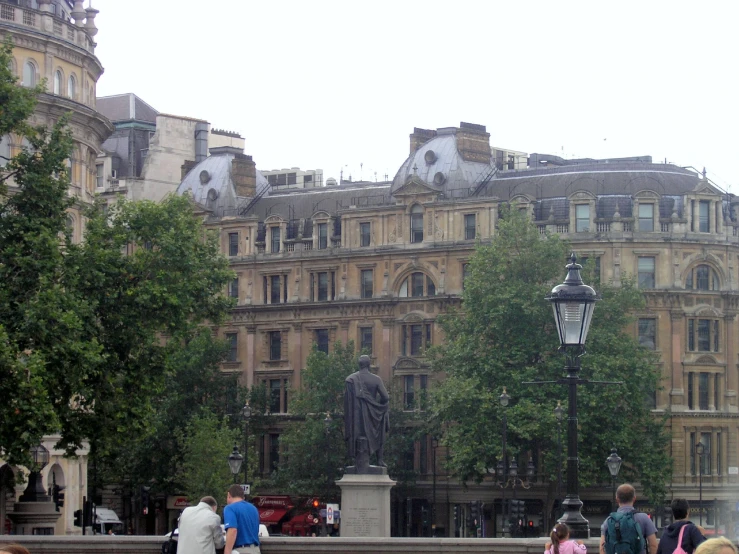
176,412 -> 240,505
431,205 -> 671,509
274,342 -> 357,499
0,34 -> 235,466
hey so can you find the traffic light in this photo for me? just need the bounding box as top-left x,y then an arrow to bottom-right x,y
453,504 -> 459,523
470,500 -> 479,524
421,505 -> 429,527
52,484 -> 65,511
83,499 -> 93,528
141,486 -> 150,515
73,509 -> 82,527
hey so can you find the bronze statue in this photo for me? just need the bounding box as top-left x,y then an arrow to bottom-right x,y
344,355 -> 389,473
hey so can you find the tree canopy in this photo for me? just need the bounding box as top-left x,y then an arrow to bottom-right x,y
430,205 -> 671,503
0,37 -> 234,466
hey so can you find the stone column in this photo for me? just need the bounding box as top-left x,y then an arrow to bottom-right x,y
340,321 -> 350,345
724,314 -> 737,412
245,326 -> 256,388
671,311 -> 685,407
380,319 -> 394,383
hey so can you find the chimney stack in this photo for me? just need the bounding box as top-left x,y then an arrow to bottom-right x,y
456,122 -> 491,164
409,128 -> 437,154
231,154 -> 256,198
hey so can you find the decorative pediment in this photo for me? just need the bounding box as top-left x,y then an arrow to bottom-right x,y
568,189 -> 597,201
634,190 -> 661,200
394,357 -> 422,370
265,214 -> 284,224
511,194 -> 535,205
312,210 -> 331,220
392,175 -> 439,198
402,312 -> 425,323
695,355 -> 718,365
693,305 -> 720,317
693,182 -> 722,196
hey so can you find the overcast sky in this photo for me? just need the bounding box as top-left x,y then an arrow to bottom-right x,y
93,1 -> 737,191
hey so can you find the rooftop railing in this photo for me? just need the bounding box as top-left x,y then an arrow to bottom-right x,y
0,1 -> 95,53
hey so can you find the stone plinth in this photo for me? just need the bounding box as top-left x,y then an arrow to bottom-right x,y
9,499 -> 61,535
336,472 -> 395,538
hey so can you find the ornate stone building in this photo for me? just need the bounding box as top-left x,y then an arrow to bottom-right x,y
0,0 -> 111,535
180,121 -> 738,537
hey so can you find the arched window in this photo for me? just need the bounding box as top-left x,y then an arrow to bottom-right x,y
53,70 -> 62,95
399,272 -> 436,298
0,135 -> 10,167
686,264 -> 719,291
410,204 -> 424,243
67,74 -> 76,99
23,61 -> 36,87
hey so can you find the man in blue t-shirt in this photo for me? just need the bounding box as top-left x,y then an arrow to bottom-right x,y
224,484 -> 260,554
600,483 -> 658,554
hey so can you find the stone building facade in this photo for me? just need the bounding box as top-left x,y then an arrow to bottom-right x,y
177,120 -> 739,537
0,0 -> 112,535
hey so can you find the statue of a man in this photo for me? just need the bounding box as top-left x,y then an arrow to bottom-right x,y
344,355 -> 389,471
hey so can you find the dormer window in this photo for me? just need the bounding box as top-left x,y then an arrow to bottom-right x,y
410,205 -> 424,243
638,204 -> 654,232
575,204 -> 590,232
271,227 -> 281,253
317,223 -> 328,249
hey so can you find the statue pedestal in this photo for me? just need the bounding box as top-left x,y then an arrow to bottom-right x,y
9,500 -> 61,535
336,472 -> 395,537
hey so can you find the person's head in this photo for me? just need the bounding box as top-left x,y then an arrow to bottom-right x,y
550,523 -> 569,554
226,484 -> 244,504
615,483 -> 636,506
695,537 -> 738,554
201,495 -> 218,512
671,498 -> 690,520
0,545 -> 32,554
359,355 -> 371,370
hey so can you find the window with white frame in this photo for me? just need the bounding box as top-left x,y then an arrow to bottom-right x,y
638,204 -> 654,232
575,204 -> 590,232
637,256 -> 655,288
410,205 -> 424,243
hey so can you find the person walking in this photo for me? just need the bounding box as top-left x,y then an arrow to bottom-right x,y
546,523 -> 587,554
177,496 -> 225,554
656,498 -> 706,554
600,483 -> 658,554
695,538 -> 738,554
223,485 -> 260,554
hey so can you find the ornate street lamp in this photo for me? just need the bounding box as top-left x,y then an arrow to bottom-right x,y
606,447 -> 622,511
547,253 -> 599,539
227,444 -> 243,481
19,443 -> 50,502
554,401 -> 564,504
241,402 -> 252,486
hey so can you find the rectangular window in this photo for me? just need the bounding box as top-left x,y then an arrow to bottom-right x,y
318,223 -> 328,250
318,272 -> 328,301
412,273 -> 424,297
464,214 -> 476,240
269,433 -> 280,472
688,372 -> 694,409
410,324 -> 423,356
576,204 -> 590,232
638,204 -> 654,232
315,329 -> 329,354
96,164 -> 104,188
690,431 -> 696,475
419,374 -> 428,411
410,211 -> 424,243
229,277 -> 239,300
287,172 -> 297,185
717,432 -> 722,475
360,222 -> 371,247
699,372 -> 709,410
699,200 -> 710,233
638,256 -> 655,289
699,433 -> 711,475
283,378 -> 289,413
360,326 -> 373,354
404,375 -> 415,411
269,331 -> 281,361
462,263 -> 470,290
715,376 -> 720,410
271,227 -> 281,253
361,269 -> 373,299
226,333 -> 237,362
638,319 -> 656,350
419,434 -> 428,475
270,275 -> 281,304
688,319 -> 719,352
270,379 -> 281,413
228,232 -> 239,257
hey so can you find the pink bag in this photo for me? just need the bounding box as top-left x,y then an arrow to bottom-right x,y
672,524 -> 688,554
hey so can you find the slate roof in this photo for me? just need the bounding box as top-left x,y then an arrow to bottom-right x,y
96,93 -> 158,124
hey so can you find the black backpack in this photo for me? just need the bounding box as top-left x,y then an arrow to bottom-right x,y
604,510 -> 645,554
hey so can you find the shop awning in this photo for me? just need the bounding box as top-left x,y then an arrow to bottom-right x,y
258,507 -> 289,525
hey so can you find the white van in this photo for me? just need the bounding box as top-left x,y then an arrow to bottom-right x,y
93,507 -> 123,535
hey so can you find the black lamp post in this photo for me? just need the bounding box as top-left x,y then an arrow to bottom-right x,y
554,400 -> 564,505
546,253 -> 599,539
322,412 -> 332,537
227,444 -> 243,483
500,387 -> 510,536
19,444 -> 50,502
242,402 -> 252,486
606,448 -> 622,512
695,442 -> 705,526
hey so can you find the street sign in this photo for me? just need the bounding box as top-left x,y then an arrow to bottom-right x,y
326,503 -> 339,524
241,484 -> 250,496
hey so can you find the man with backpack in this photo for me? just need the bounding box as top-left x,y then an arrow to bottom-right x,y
600,484 -> 658,554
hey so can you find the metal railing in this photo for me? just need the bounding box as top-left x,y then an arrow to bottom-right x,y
0,1 -> 95,53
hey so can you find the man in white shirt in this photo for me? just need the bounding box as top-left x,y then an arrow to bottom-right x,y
177,496 -> 225,554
